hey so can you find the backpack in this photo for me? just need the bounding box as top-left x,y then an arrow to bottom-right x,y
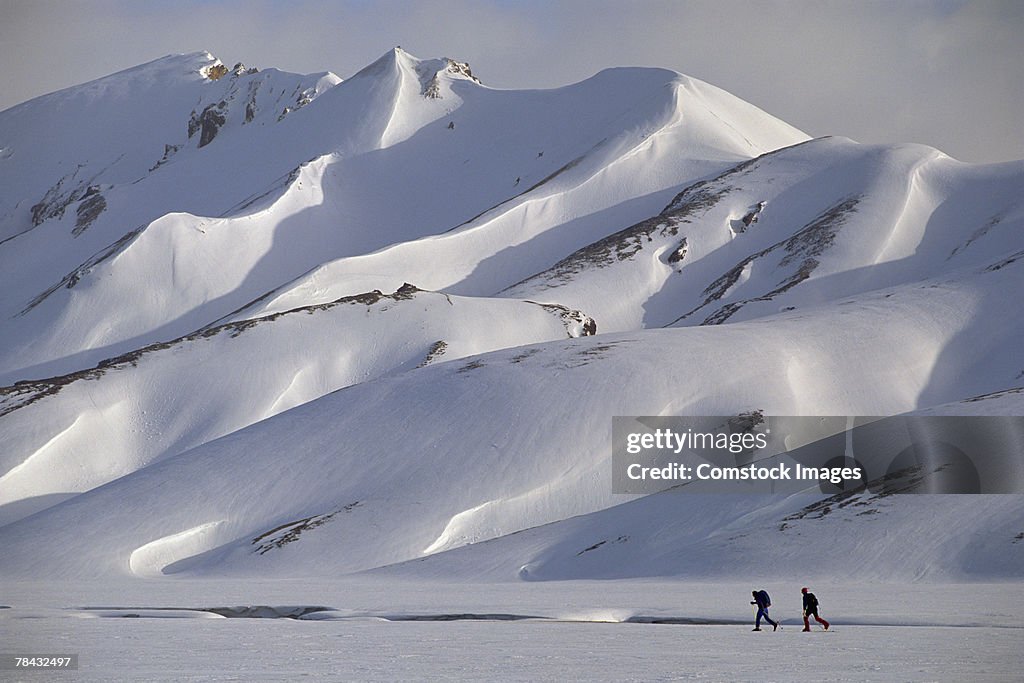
757,590 -> 771,607
806,592 -> 818,609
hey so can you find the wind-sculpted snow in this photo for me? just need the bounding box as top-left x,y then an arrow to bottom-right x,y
0,52 -> 339,241
0,285 -> 594,525
16,225 -> 146,316
0,48 -> 806,385
1,248 -> 1022,577
0,49 -> 1022,584
681,194 -> 863,325
506,137 -> 1024,332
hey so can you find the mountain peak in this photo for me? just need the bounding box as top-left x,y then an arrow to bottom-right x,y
120,51 -> 222,82
354,47 -> 481,91
416,57 -> 481,99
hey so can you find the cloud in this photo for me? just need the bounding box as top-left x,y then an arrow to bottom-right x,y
1,0 -> 1021,162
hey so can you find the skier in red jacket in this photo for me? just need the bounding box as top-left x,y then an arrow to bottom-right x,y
801,587 -> 830,631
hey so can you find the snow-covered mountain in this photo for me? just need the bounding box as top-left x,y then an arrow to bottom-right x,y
1,49 -> 1021,581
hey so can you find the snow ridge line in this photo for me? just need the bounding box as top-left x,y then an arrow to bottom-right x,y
0,285 -> 424,417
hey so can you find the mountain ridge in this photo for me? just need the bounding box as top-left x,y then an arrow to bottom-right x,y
0,50 -> 1021,581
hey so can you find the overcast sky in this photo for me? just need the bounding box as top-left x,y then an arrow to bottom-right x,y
2,0 -> 1021,163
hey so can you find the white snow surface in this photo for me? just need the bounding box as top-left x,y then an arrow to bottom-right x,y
2,579 -> 1022,682
0,48 -> 1022,600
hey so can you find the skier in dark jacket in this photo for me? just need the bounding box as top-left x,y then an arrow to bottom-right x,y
801,587 -> 830,631
750,589 -> 778,631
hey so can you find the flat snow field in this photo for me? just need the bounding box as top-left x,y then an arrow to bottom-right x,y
3,579 -> 1022,682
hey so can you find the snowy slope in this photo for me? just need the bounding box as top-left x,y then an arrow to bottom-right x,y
0,285 -> 595,525
1,249 -> 1021,578
505,137 -> 1024,331
0,48 -> 805,385
1,49 -> 1022,585
0,51 -> 340,243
